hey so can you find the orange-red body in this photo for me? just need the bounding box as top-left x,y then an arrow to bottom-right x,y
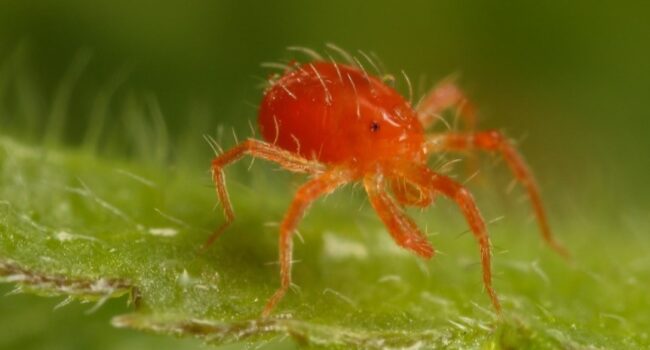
207,53 -> 567,317
259,62 -> 425,172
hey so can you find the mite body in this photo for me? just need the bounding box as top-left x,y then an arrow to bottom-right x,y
206,51 -> 567,316
258,62 -> 425,170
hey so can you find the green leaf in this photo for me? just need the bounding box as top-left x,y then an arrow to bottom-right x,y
1,135 -> 648,349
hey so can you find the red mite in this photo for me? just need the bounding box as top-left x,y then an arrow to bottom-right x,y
205,52 -> 567,316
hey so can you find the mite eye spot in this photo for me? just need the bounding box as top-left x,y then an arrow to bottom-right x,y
370,121 -> 380,132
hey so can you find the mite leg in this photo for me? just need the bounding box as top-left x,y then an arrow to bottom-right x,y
426,130 -> 568,257
206,139 -> 322,250
416,79 -> 479,175
262,169 -> 351,317
364,175 -> 434,259
415,78 -> 477,131
396,165 -> 500,312
389,177 -> 434,208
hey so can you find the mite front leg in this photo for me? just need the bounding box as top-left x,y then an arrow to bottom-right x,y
206,139 -> 322,250
262,169 -> 351,317
364,175 -> 434,259
389,177 -> 434,208
415,78 -> 477,131
397,165 -> 500,312
426,130 -> 568,258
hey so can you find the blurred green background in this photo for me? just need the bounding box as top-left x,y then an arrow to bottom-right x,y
1,1 -> 649,349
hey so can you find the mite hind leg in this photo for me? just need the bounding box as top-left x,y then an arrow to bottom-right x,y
206,139 -> 322,250
425,130 -> 568,258
416,78 -> 480,175
415,77 -> 477,131
262,169 -> 351,317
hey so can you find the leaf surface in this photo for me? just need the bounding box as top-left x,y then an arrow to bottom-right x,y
1,136 -> 648,349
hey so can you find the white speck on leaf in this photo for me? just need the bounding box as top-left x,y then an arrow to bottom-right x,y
177,269 -> 197,288
56,231 -> 75,241
148,227 -> 178,237
55,231 -> 100,243
322,232 -> 368,260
